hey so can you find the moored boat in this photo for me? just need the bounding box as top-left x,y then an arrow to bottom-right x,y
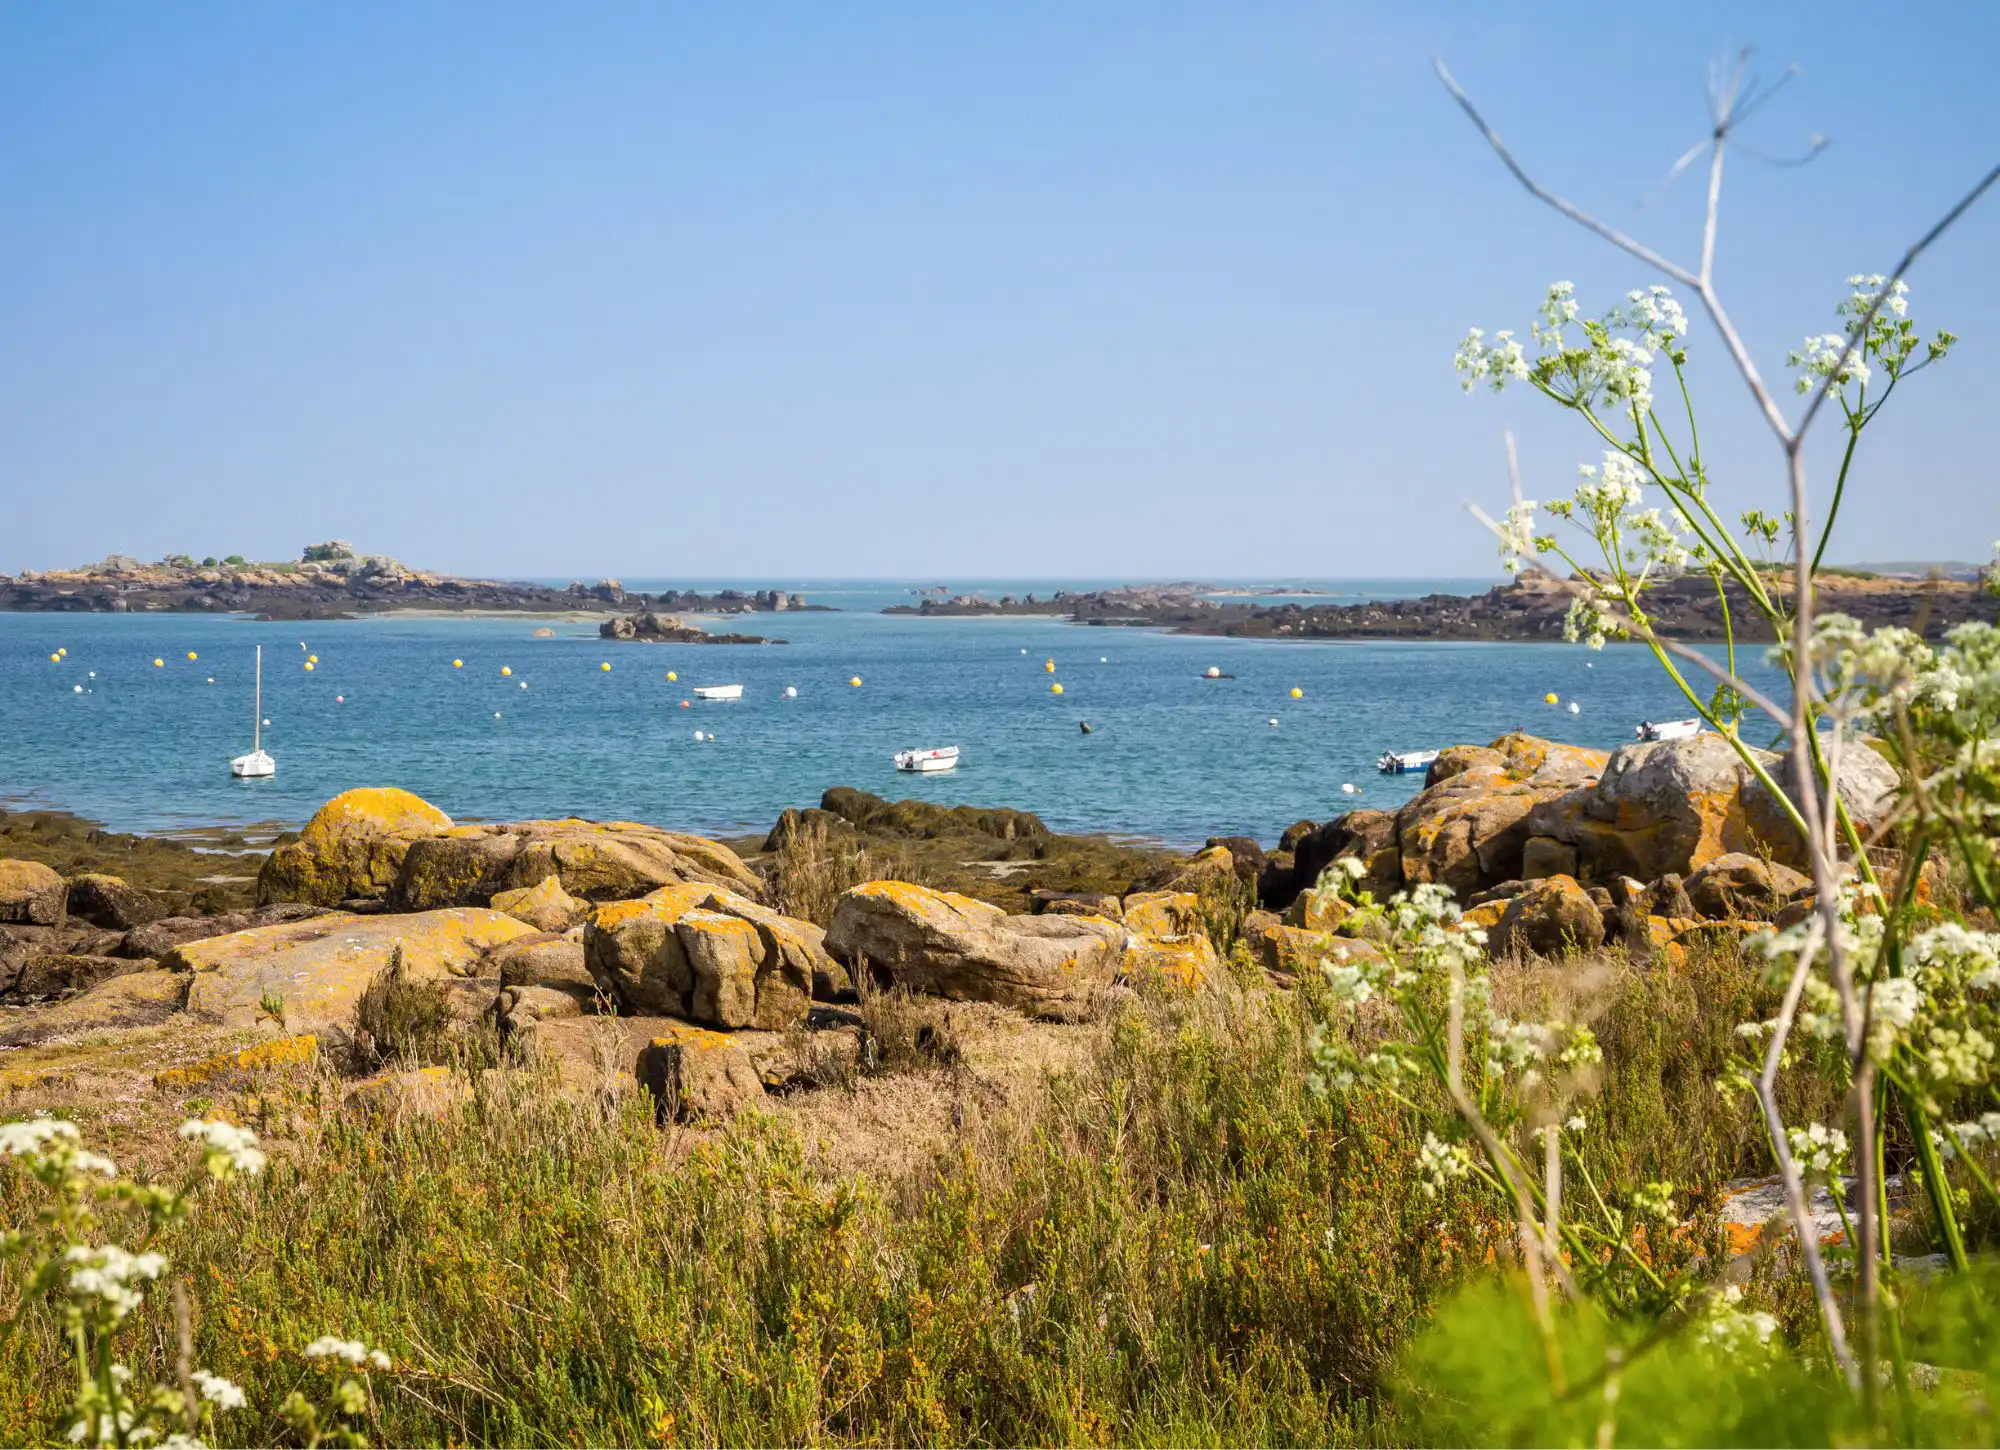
229,646 -> 276,778
693,684 -> 744,701
895,745 -> 960,773
1634,718 -> 1705,742
1376,748 -> 1438,775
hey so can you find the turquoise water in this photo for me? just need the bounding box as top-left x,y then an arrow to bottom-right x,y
0,580 -> 1780,847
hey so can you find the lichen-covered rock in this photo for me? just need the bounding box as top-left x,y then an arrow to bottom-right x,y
0,970 -> 188,1048
637,1024 -> 768,1121
1118,932 -> 1223,994
494,983 -> 588,1035
114,903 -> 333,960
1133,844 -> 1240,898
395,819 -> 762,909
9,952 -> 144,1001
1121,891 -> 1202,938
1029,889 -> 1122,919
257,787 -> 454,906
489,875 -> 589,932
1489,875 -> 1605,958
489,931 -> 598,997
1523,735 -> 1895,883
1395,736 -> 1609,897
65,873 -> 165,930
1249,922 -> 1384,985
1281,886 -> 1353,933
1520,836 -> 1579,881
345,1066 -> 472,1122
584,884 -> 821,1028
164,907 -> 535,1033
0,860 -> 67,926
1685,853 -> 1812,921
1278,810 -> 1402,908
824,881 -> 1125,1020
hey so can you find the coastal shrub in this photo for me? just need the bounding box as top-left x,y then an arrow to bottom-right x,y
854,982 -> 966,1075
768,815 -> 933,926
351,946 -> 451,1069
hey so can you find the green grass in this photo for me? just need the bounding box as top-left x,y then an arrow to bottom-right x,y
0,947 -> 1966,1446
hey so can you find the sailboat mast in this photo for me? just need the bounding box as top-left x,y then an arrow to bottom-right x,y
253,646 -> 262,752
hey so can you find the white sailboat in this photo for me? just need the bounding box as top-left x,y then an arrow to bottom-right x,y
230,646 -> 276,778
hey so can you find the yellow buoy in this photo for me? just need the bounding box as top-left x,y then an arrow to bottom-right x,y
187,651 -> 198,661
1044,659 -> 1055,672
501,666 -> 512,677
666,671 -> 678,682
1289,687 -> 1303,699
452,659 -> 463,669
600,662 -> 611,672
308,654 -> 318,664
849,676 -> 862,688
49,652 -> 60,663
153,658 -> 164,668
1051,682 -> 1064,695
304,661 -> 315,672
57,648 -> 66,657
1544,692 -> 1559,705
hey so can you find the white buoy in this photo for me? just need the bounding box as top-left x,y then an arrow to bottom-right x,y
707,732 -> 717,742
1020,648 -> 1027,655
1100,657 -> 1107,663
520,681 -> 528,689
261,718 -> 270,727
784,685 -> 797,698
88,671 -> 96,679
494,711 -> 502,719
206,677 -> 214,684
1568,701 -> 1580,714
1205,666 -> 1221,679
73,684 -> 82,694
693,728 -> 704,740
1341,782 -> 1359,795
1268,717 -> 1279,727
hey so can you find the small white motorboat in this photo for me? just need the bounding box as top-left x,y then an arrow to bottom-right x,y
693,684 -> 744,701
895,745 -> 960,773
229,646 -> 276,779
1635,718 -> 1705,743
1376,748 -> 1438,775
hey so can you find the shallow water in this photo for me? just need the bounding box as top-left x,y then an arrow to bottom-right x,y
0,579 -> 1780,847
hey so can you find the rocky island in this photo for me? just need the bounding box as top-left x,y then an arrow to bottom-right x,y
885,568 -> 1999,641
0,542 -> 820,621
598,611 -> 781,645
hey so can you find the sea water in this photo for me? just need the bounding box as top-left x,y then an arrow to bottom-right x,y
0,579 -> 1782,847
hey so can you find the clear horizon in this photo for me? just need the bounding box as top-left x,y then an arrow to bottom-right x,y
4,2 -> 1996,579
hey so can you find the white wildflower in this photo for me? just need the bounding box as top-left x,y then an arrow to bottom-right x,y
1787,1121 -> 1849,1176
0,1114 -> 81,1161
63,1244 -> 167,1323
178,1119 -> 267,1178
1787,332 -> 1871,395
1418,1131 -> 1474,1198
190,1371 -> 246,1412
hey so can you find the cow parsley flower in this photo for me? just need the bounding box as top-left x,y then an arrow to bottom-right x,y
1700,1286 -> 1779,1354
1419,1131 -> 1474,1197
1787,333 -> 1872,395
1495,499 -> 1539,573
178,1119 -> 266,1179
190,1372 -> 246,1412
64,1244 -> 167,1324
1787,1121 -> 1849,1176
0,1114 -> 81,1162
304,1336 -> 391,1371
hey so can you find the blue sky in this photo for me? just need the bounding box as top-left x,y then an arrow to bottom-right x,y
3,2 -> 1995,580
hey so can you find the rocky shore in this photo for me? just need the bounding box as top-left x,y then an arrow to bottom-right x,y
0,546 -> 819,620
2,727 -> 1946,1127
884,569 -> 1999,641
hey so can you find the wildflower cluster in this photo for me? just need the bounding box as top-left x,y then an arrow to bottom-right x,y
1,1115 -> 389,1448
1787,274 -> 1957,401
